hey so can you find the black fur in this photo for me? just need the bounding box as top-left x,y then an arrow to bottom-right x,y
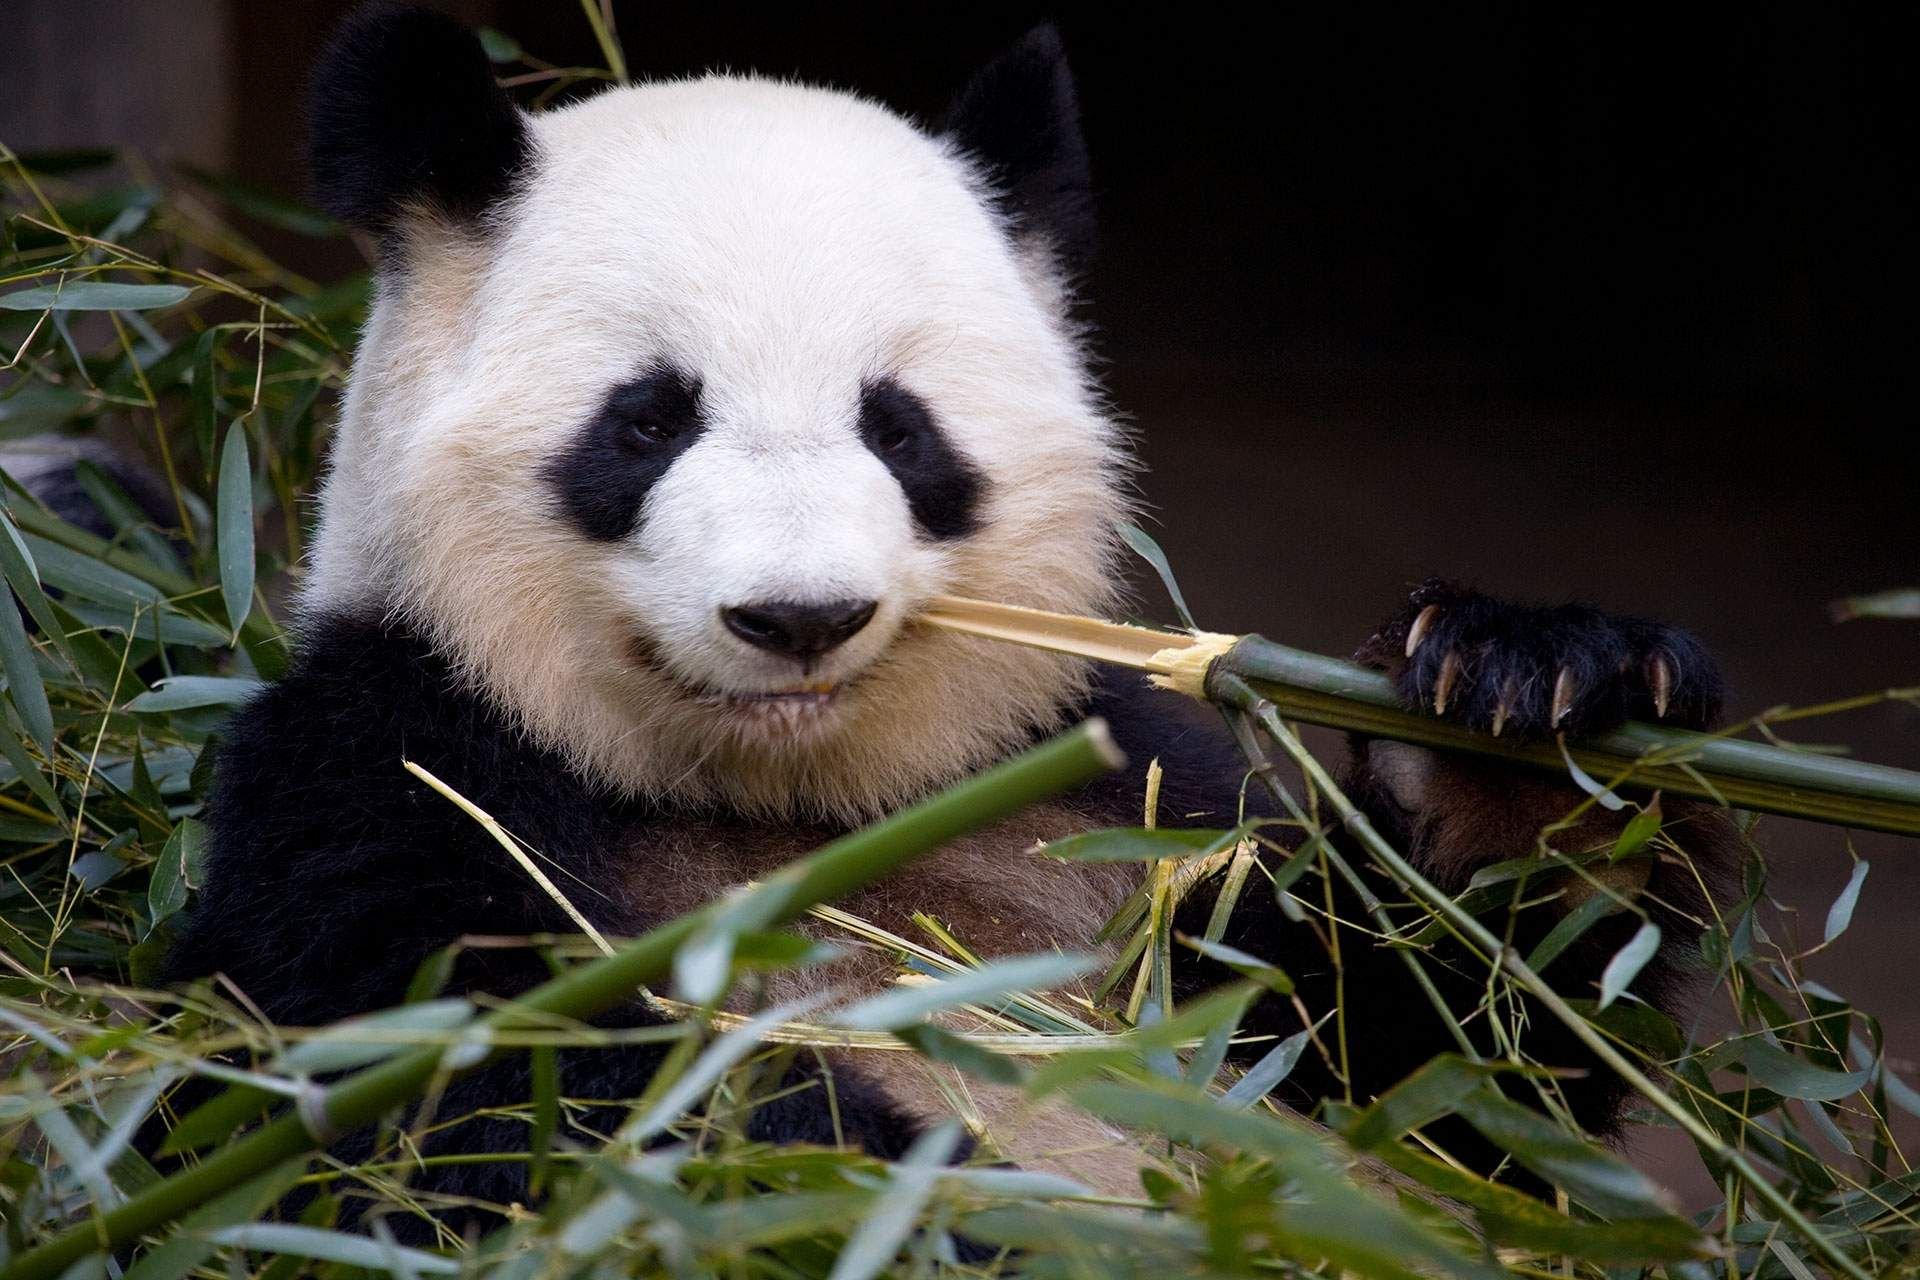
308,4 -> 530,233
544,365 -> 708,542
941,24 -> 1097,278
160,612 -> 927,1237
857,378 -> 988,540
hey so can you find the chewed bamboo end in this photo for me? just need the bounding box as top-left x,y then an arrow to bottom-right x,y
1147,633 -> 1236,700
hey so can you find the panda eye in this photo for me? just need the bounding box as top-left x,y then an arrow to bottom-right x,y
875,425 -> 914,454
627,417 -> 681,447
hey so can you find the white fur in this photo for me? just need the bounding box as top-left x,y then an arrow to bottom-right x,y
306,75 -> 1132,819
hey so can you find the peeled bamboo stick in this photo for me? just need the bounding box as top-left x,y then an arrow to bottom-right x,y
918,597 -> 1920,837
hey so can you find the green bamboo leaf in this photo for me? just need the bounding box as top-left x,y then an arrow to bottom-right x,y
476,26 -> 525,61
894,1023 -> 1028,1086
1824,859 -> 1869,943
1455,1088 -> 1678,1219
1741,1039 -> 1871,1102
277,999 -> 475,1074
217,420 -> 254,637
829,1122 -> 962,1280
0,577 -> 54,754
1180,934 -> 1294,993
1117,521 -> 1199,629
620,993 -> 831,1145
1526,890 -> 1623,973
1598,920 -> 1661,1010
1370,1142 -> 1708,1261
1345,1056 -> 1506,1150
203,1225 -> 460,1275
1220,1016 -> 1324,1106
146,819 -> 207,936
121,1160 -> 309,1280
0,711 -> 65,818
125,675 -> 264,712
19,533 -> 163,610
1611,796 -> 1663,861
836,953 -> 1095,1030
1558,736 -> 1626,810
0,282 -> 193,311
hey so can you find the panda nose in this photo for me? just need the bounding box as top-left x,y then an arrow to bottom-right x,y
720,600 -> 878,661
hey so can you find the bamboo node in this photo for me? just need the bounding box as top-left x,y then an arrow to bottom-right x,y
1146,633 -> 1237,700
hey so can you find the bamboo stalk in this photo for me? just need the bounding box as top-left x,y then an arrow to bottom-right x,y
917,596 -> 1920,837
1216,675 -> 1872,1280
0,721 -> 1124,1280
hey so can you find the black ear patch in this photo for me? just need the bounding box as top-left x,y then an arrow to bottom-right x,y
941,24 -> 1095,278
545,366 -> 709,542
309,4 -> 531,233
859,379 -> 987,540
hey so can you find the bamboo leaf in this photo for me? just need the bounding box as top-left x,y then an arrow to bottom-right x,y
1117,521 -> 1200,629
203,1225 -> 460,1275
1611,796 -> 1663,861
146,819 -> 206,937
836,953 -> 1095,1030
1598,920 -> 1661,1010
1824,859 -> 1869,943
217,420 -> 254,637
125,675 -> 263,712
0,282 -> 194,311
1741,1039 -> 1870,1102
829,1122 -> 961,1280
0,577 -> 55,753
1455,1087 -> 1678,1219
1220,1017 -> 1323,1106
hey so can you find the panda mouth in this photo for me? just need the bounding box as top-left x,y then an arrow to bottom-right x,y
720,682 -> 839,708
623,630 -> 856,727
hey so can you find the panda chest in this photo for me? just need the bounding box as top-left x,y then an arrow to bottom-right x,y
617,802 -> 1139,1001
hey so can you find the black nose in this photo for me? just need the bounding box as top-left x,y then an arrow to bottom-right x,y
720,599 -> 878,660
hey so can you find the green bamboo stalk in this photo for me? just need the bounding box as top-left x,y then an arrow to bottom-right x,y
1215,674 -> 1871,1280
0,720 -> 1123,1280
916,597 -> 1920,837
1222,635 -> 1920,835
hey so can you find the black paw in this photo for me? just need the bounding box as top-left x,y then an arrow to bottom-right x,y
1363,580 -> 1723,738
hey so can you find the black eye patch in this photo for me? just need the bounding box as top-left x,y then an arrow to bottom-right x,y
544,365 -> 707,542
857,377 -> 987,540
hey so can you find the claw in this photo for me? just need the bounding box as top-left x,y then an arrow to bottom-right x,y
1406,604 -> 1441,658
1648,653 -> 1673,719
1550,666 -> 1577,730
1433,650 -> 1462,714
1491,677 -> 1517,737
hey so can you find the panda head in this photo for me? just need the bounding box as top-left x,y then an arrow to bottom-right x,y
304,7 -> 1131,819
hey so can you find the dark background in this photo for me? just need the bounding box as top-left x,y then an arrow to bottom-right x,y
5,2 -> 1915,1199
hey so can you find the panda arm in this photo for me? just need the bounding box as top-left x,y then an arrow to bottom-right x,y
1146,584 -> 1739,1148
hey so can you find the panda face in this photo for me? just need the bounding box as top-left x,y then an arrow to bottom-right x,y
307,56 -> 1128,817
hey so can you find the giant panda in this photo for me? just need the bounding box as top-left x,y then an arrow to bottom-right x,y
163,4 -> 1738,1235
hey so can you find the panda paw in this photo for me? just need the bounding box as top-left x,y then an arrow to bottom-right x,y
1360,579 -> 1724,739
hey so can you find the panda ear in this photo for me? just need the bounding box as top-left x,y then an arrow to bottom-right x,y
308,4 -> 531,235
940,24 -> 1095,278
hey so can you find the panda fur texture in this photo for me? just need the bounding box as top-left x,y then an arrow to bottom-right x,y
163,5 -> 1739,1233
